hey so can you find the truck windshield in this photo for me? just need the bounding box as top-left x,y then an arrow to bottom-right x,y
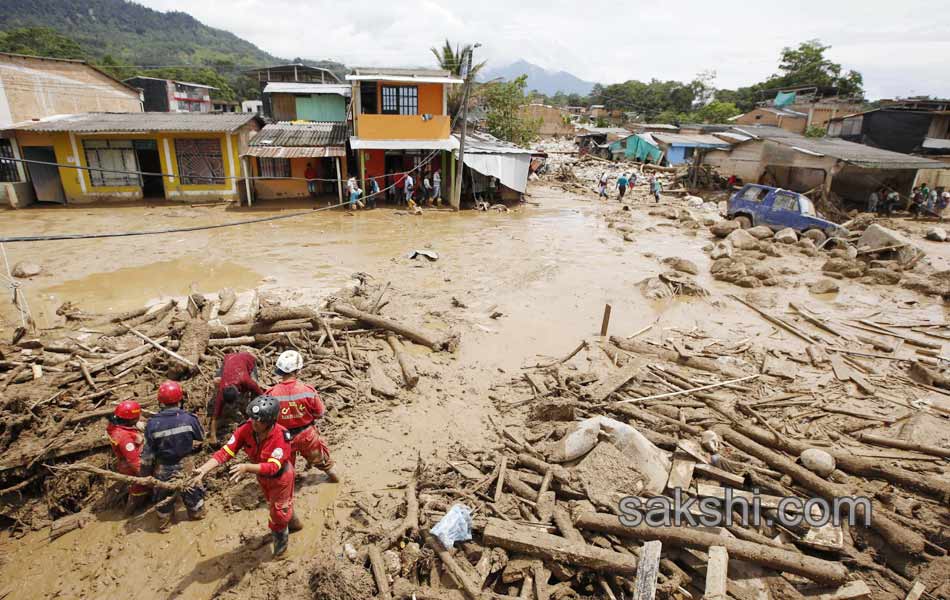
799,195 -> 817,216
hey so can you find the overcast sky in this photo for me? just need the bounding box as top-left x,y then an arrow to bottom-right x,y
139,0 -> 949,100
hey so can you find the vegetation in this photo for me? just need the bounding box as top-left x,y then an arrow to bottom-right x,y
805,125 -> 828,138
431,39 -> 486,118
482,75 -> 541,146
0,26 -> 85,59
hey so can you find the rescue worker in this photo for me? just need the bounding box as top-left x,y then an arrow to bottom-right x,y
193,395 -> 298,557
106,400 -> 150,513
209,351 -> 263,444
141,380 -> 206,532
266,350 -> 339,483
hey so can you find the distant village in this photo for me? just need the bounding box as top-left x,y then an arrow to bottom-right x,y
0,50 -> 946,215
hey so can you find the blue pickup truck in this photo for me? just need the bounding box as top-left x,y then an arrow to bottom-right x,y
726,184 -> 848,242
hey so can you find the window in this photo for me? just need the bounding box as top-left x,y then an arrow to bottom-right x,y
739,186 -> 768,202
841,116 -> 863,137
0,139 -> 19,182
175,138 -> 224,185
381,85 -> 418,115
83,139 -> 139,187
773,192 -> 800,212
360,81 -> 378,115
258,157 -> 290,178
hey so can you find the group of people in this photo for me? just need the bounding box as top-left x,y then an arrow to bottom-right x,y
105,349 -> 337,557
598,170 -> 663,203
338,170 -> 443,211
866,184 -> 949,218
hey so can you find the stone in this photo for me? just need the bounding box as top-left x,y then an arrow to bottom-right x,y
802,229 -> 827,243
710,242 -> 733,260
758,243 -> 781,257
865,268 -> 902,285
926,227 -> 948,242
11,262 -> 42,278
800,449 -> 836,477
774,228 -> 798,244
702,243 -> 714,252
843,266 -> 867,279
822,258 -> 852,274
808,279 -> 839,294
726,228 -> 759,250
750,265 -> 776,280
734,276 -> 762,288
858,223 -> 923,264
710,258 -> 734,275
845,245 -> 858,260
710,220 -> 740,238
702,216 -> 717,227
661,257 -> 699,275
747,225 -> 773,239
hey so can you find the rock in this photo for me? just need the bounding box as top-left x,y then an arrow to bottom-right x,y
747,225 -> 774,240
750,265 -> 776,280
661,256 -> 699,275
808,279 -> 839,294
869,260 -> 899,271
758,243 -> 781,257
858,223 -> 923,264
710,258 -> 735,275
710,242 -> 733,260
734,276 -> 762,288
726,228 -> 759,250
845,245 -> 858,260
865,268 -> 902,285
802,229 -> 827,243
701,216 -> 717,227
822,258 -> 852,274
799,449 -> 836,477
926,227 -> 948,242
11,262 -> 42,278
843,266 -> 867,279
843,213 -> 876,232
685,195 -> 704,207
623,232 -> 637,242
702,243 -> 714,252
710,220 -> 740,238
774,228 -> 798,244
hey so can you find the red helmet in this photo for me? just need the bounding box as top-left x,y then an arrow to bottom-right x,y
114,400 -> 141,420
157,380 -> 183,405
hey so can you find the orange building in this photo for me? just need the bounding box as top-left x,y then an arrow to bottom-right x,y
347,68 -> 462,206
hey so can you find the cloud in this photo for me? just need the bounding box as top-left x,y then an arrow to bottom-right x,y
138,0 -> 949,99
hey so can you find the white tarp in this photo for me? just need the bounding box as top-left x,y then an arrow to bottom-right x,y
349,137 -> 459,151
461,152 -> 531,193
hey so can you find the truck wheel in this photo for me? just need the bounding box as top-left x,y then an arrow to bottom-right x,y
734,216 -> 752,229
803,229 -> 826,244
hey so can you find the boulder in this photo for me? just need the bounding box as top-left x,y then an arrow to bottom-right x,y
758,243 -> 781,257
926,227 -> 948,242
710,258 -> 735,275
822,258 -> 852,274
796,238 -> 818,257
774,228 -> 798,244
685,195 -> 704,207
701,216 -> 717,227
710,242 -> 733,260
802,229 -> 827,243
11,262 -> 42,278
865,268 -> 902,285
800,449 -> 836,477
843,265 -> 867,279
747,225 -> 773,239
808,279 -> 840,294
726,228 -> 759,250
710,220 -> 740,238
734,276 -> 762,288
750,264 -> 776,280
661,256 -> 699,275
858,224 -> 923,264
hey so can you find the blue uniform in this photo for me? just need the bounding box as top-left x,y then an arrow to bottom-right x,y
142,407 -> 205,516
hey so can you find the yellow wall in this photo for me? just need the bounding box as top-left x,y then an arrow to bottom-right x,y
14,127 -> 254,203
357,114 -> 450,140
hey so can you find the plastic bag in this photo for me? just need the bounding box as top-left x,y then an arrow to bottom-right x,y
429,504 -> 473,548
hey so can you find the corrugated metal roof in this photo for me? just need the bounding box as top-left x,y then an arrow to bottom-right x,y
244,146 -> 345,158
9,112 -> 260,133
249,122 -> 349,148
761,107 -> 807,118
631,123 -> 680,131
730,125 -> 946,169
263,82 -> 351,96
576,127 -> 631,136
922,137 -> 950,151
653,133 -> 732,147
347,67 -> 462,84
458,131 -> 532,155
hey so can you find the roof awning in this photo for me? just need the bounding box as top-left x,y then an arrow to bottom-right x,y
243,146 -> 345,158
460,152 -> 531,194
349,137 -> 459,151
345,74 -> 463,84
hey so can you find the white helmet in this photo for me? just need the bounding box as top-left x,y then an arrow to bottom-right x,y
275,350 -> 303,375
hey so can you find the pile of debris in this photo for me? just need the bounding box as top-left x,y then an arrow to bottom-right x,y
344,313 -> 950,599
0,275 -> 457,535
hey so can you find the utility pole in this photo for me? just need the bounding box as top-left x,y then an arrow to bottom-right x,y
451,43 -> 479,210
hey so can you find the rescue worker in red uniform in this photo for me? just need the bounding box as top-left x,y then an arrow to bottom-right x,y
193,395 -> 299,557
106,400 -> 149,513
266,350 -> 339,483
209,351 -> 263,444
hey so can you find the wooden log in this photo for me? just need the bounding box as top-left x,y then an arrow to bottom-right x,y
551,505 -> 585,544
504,472 -> 540,503
816,580 -> 871,600
367,358 -> 399,398
50,462 -> 190,492
730,421 -> 950,501
126,326 -> 196,370
257,306 -> 316,323
207,335 -> 256,348
207,318 -> 357,338
584,358 -> 648,402
391,579 -> 466,600
386,334 -> 419,389
494,455 -> 507,503
713,425 -> 927,555
633,540 -> 661,600
693,463 -> 745,487
516,454 -> 571,485
609,336 -> 739,376
168,318 -> 208,378
482,517 -> 639,575
904,581 -> 926,600
704,546 -> 728,600
49,511 -> 91,541
536,491 -> 556,523
574,512 -> 848,584
0,364 -> 27,393
57,340 -> 165,385
332,303 -> 459,352
423,533 -> 482,600
359,481 -> 418,561
368,544 -> 393,600
856,432 -> 950,459
95,300 -> 176,336
78,360 -> 98,390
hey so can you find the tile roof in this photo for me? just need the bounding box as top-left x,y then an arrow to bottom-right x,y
10,112 -> 260,133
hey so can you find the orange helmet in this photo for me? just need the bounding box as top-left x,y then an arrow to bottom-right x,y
157,380 -> 183,405
114,400 -> 141,420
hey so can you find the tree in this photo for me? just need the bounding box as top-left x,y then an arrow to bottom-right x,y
483,75 -> 541,146
694,100 -> 741,123
431,39 -> 487,117
770,40 -> 863,97
0,27 -> 86,59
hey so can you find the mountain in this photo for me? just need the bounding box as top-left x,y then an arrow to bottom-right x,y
481,60 -> 595,96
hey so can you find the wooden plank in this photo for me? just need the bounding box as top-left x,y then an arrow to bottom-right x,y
816,580 -> 871,600
536,491 -> 556,524
696,484 -> 806,513
525,372 -> 549,396
633,540 -> 661,600
828,353 -> 851,381
482,518 -> 639,575
704,546 -> 728,600
494,455 -> 508,504
904,581 -> 926,600
665,457 -> 695,491
584,358 -> 648,402
693,463 -> 745,486
802,522 -> 844,552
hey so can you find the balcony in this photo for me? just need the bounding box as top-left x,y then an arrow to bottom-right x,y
356,114 -> 450,140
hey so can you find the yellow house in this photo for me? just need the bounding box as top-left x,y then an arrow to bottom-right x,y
3,112 -> 262,206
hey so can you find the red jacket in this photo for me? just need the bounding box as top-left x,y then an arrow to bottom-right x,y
213,352 -> 263,418
107,423 -> 143,474
265,378 -> 325,431
212,421 -> 292,478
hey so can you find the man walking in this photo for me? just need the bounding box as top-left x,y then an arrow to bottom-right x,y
867,189 -> 880,214
433,170 -> 442,206
404,173 -> 415,207
616,172 -> 629,201
651,176 -> 662,202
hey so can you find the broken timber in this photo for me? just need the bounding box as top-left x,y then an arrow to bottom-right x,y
333,303 -> 459,352
583,358 -> 647,402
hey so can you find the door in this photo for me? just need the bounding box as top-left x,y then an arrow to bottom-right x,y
23,146 -> 65,203
134,140 -> 165,199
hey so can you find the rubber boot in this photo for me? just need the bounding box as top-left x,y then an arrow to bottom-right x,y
288,513 -> 304,533
272,528 -> 289,557
158,513 -> 173,533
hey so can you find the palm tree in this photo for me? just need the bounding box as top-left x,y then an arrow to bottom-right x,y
431,40 -> 487,119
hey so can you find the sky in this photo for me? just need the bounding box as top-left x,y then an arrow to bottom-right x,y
138,0 -> 950,100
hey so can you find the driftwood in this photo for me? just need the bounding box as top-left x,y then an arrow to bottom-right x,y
610,336 -> 743,377
367,358 -> 399,398
368,544 -> 393,600
387,334 -> 419,389
332,303 -> 459,352
57,339 -> 166,385
574,512 -> 848,585
359,480 -> 418,561
856,432 -> 950,459
207,318 -> 358,339
50,462 -> 193,492
168,318 -> 209,378
49,511 -> 92,541
584,358 -> 647,402
125,326 -> 196,370
633,540 -> 661,600
256,306 -> 316,323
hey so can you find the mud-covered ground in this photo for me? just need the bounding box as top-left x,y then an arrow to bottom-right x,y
0,183 -> 948,599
